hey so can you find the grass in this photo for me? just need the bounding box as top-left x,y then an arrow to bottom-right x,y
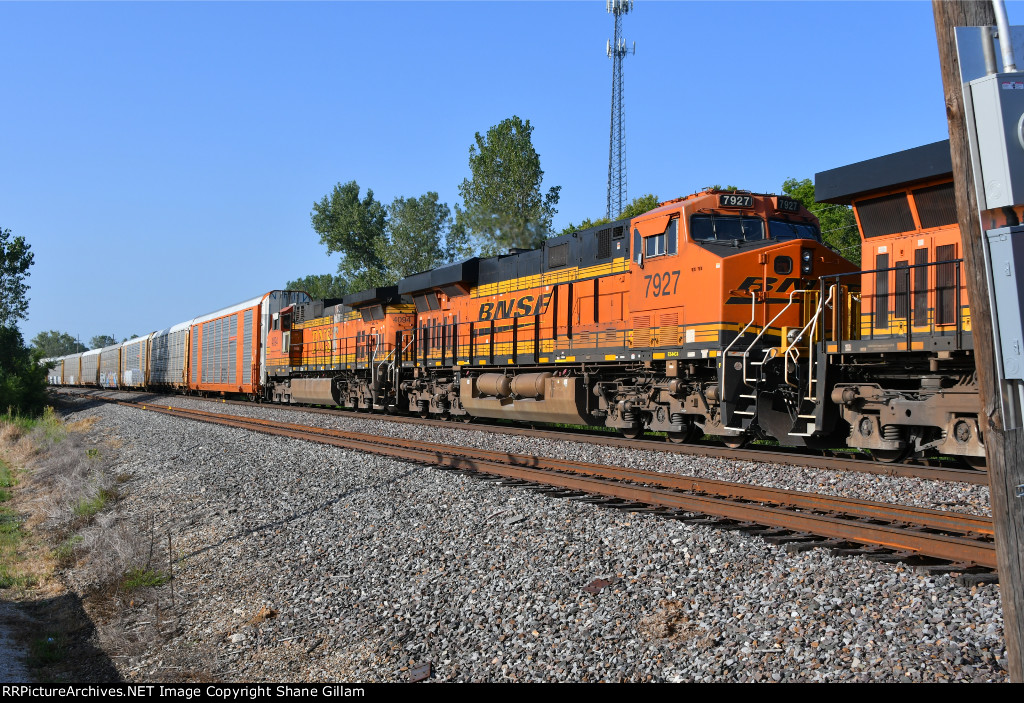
0,456 -> 30,589
1,406 -> 64,442
121,567 -> 170,591
73,489 -> 114,519
28,633 -> 66,667
53,536 -> 83,567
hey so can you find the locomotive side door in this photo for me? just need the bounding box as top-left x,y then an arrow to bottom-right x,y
628,214 -> 682,351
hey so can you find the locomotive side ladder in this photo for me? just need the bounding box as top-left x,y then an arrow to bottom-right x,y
787,285 -> 837,438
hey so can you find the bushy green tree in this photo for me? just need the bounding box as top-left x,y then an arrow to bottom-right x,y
0,228 -> 46,415
558,193 -> 663,236
300,184 -> 470,297
1,227 -> 33,328
782,177 -> 861,265
31,330 -> 86,356
311,181 -> 389,292
285,273 -> 351,300
456,116 -> 561,255
381,192 -> 469,279
0,326 -> 48,416
90,335 -> 118,349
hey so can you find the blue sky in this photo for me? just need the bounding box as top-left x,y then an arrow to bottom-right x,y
3,0 -> 1015,345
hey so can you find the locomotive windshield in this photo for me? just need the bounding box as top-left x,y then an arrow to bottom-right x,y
768,219 -> 822,242
689,214 -> 765,242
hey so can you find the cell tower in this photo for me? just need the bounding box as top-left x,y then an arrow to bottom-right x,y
606,0 -> 634,220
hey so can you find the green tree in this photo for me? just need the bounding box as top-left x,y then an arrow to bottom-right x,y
782,177 -> 861,265
380,192 -> 468,280
618,193 -> 662,220
285,273 -> 350,300
456,116 -> 561,255
0,326 -> 48,416
558,193 -> 663,236
311,181 -> 389,292
31,330 -> 86,356
90,335 -> 118,349
0,228 -> 46,415
0,227 -> 33,328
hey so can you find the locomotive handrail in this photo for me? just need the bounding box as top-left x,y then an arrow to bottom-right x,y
785,284 -> 837,390
819,257 -> 965,346
740,288 -> 817,387
719,292 -> 758,406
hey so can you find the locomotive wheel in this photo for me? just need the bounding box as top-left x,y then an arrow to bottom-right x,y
959,455 -> 988,471
460,414 -> 473,424
870,447 -> 910,463
666,424 -> 700,444
722,435 -> 748,449
620,426 -> 643,440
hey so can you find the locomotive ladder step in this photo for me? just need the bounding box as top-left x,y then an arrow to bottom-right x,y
734,410 -> 755,416
789,431 -> 814,437
748,361 -> 764,366
739,394 -> 757,399
798,414 -> 817,419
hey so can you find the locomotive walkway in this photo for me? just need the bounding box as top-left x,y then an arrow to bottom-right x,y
95,395 -> 998,574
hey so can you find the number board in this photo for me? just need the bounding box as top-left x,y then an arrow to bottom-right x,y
777,197 -> 801,213
718,193 -> 753,208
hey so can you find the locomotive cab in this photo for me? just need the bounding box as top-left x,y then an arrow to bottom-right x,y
622,190 -> 857,445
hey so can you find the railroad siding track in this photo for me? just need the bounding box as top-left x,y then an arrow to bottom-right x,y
58,389 -> 989,485
86,394 -> 998,577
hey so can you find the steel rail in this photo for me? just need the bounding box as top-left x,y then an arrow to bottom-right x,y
134,400 -> 993,538
58,388 -> 988,485
112,398 -> 997,569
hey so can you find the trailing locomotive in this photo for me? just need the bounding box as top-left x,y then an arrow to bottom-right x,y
810,140 -> 1020,466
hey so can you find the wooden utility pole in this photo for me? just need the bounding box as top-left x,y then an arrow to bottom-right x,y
933,0 -> 1024,681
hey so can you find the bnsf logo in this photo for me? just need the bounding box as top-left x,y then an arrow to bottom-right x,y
478,292 -> 553,322
726,276 -> 810,304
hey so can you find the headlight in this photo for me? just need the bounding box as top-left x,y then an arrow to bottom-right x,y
800,248 -> 814,275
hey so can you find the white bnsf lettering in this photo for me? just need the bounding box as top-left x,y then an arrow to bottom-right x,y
478,292 -> 552,321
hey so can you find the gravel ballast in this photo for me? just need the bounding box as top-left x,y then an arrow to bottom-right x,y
55,392 -> 1007,682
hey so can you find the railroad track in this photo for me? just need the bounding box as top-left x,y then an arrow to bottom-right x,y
59,388 -> 989,485
85,394 -> 998,574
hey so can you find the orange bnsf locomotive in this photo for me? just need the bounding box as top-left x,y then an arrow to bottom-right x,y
270,188 -> 856,447
45,188 -> 859,452
809,140 -> 1021,466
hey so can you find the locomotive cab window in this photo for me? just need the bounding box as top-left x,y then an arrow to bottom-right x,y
644,219 -> 678,258
690,214 -> 765,242
768,219 -> 822,242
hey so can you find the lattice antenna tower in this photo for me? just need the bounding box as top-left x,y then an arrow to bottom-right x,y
606,0 -> 635,220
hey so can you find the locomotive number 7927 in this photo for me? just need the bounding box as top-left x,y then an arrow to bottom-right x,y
644,271 -> 681,297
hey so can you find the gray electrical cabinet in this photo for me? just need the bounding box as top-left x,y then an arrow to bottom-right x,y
986,225 -> 1024,381
969,72 -> 1024,209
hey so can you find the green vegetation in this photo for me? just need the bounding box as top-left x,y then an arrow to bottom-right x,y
558,193 -> 663,236
291,114 -> 559,292
30,330 -> 87,357
28,634 -> 66,667
782,177 -> 861,265
53,535 -> 83,566
73,489 -> 113,519
88,334 -> 117,349
121,567 -> 170,591
0,458 -> 30,589
1,226 -> 50,417
455,115 -> 560,256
